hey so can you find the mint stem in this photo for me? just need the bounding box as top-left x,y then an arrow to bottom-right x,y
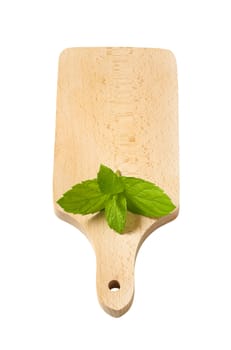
116,170 -> 121,176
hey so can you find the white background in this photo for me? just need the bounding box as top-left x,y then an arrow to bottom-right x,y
0,1 -> 231,349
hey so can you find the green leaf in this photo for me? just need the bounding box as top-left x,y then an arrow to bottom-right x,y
97,164 -> 124,195
105,194 -> 127,233
57,179 -> 109,215
121,176 -> 176,218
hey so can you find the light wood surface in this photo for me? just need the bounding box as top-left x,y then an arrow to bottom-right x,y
53,47 -> 179,317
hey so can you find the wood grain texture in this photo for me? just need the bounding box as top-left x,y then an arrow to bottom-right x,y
53,47 -> 179,317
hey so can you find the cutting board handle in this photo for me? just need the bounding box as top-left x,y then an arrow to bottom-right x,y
94,234 -> 138,317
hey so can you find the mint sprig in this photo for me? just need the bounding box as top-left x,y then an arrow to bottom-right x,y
57,164 -> 176,234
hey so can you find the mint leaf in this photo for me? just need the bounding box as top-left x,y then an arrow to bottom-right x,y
121,177 -> 176,217
105,194 -> 127,233
57,179 -> 109,215
97,164 -> 124,195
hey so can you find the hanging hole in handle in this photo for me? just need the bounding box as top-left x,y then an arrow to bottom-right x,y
108,280 -> 120,292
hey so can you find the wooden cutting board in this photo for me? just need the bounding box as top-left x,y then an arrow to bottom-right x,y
53,47 -> 179,317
